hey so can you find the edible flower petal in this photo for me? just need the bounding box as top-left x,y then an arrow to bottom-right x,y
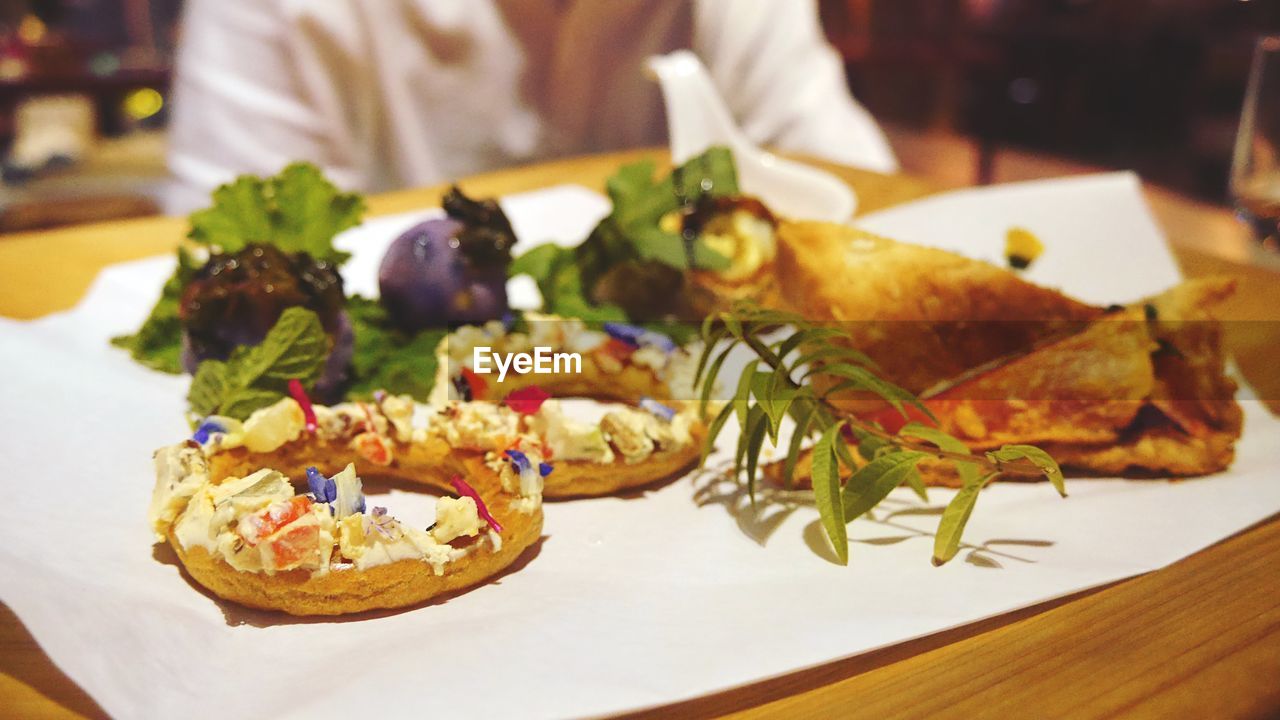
306,466 -> 337,503
330,463 -> 366,519
538,462 -> 554,477
505,386 -> 551,415
603,322 -> 677,353
504,449 -> 531,474
639,397 -> 677,422
363,506 -> 400,539
449,475 -> 503,533
191,418 -> 226,445
287,378 -> 318,433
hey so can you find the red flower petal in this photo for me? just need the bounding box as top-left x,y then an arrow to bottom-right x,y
288,378 -> 318,433
505,385 -> 551,415
449,475 -> 503,533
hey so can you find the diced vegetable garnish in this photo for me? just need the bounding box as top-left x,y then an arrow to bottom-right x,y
237,496 -> 313,546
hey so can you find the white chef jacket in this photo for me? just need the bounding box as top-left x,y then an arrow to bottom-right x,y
165,0 -> 897,212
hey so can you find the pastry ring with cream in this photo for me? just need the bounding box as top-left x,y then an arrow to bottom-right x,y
150,385 -> 704,615
432,315 -> 703,411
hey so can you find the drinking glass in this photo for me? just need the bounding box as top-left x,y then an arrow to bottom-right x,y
1231,36 -> 1280,251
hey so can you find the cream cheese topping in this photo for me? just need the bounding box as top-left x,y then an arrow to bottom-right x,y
434,401 -> 519,450
241,398 -> 306,453
528,400 -> 615,464
336,515 -> 460,573
149,444 -> 210,540
432,496 -> 484,544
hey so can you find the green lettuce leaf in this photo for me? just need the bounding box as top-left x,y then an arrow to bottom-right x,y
113,163 -> 366,373
188,162 -> 365,264
508,147 -> 739,330
109,246 -> 201,374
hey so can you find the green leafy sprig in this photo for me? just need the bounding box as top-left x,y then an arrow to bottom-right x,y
188,162 -> 365,264
187,306 -> 329,420
112,163 -> 366,374
110,246 -> 201,373
345,295 -> 446,400
508,147 -> 738,331
696,302 -> 1066,566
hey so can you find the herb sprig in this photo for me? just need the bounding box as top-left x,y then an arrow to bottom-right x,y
696,302 -> 1066,565
187,306 -> 329,420
509,146 -> 738,331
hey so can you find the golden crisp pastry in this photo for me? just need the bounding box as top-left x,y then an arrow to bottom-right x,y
775,221 -> 1103,396
766,221 -> 1242,485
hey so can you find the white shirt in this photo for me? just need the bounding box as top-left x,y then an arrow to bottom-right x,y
166,0 -> 897,212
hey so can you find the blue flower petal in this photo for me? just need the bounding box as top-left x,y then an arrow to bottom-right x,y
306,466 -> 337,503
539,462 -> 554,477
504,449 -> 531,474
604,322 -> 676,353
191,419 -> 226,445
603,322 -> 644,347
639,397 -> 677,422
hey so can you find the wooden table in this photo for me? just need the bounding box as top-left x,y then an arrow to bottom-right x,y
2,150 -> 1278,719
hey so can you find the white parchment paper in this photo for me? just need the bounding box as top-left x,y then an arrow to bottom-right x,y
1,179 -> 1277,719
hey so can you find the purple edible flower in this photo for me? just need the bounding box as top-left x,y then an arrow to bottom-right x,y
191,419 -> 226,445
365,506 -> 399,539
306,466 -> 337,503
639,397 -> 677,422
603,322 -> 677,353
504,449 -> 532,474
539,462 -> 554,477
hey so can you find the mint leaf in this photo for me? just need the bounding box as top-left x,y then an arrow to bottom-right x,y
220,388 -> 284,419
188,162 -> 364,264
507,148 -> 737,326
110,246 -> 201,374
230,307 -> 329,387
187,359 -> 230,418
115,163 -> 363,374
186,307 -> 328,419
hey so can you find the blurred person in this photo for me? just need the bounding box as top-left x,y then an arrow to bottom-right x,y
165,0 -> 897,212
